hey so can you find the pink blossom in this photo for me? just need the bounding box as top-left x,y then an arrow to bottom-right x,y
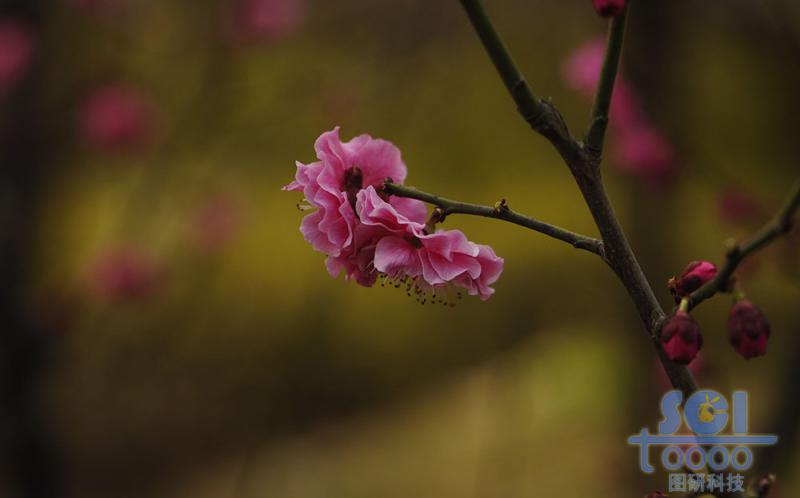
359,187 -> 504,301
224,0 -> 305,43
286,130 -> 504,300
716,188 -> 764,225
85,248 -> 162,301
562,38 -> 605,97
593,0 -> 627,18
561,39 -> 642,130
563,39 -> 679,187
283,127 -> 407,258
78,84 -> 155,152
0,21 -> 34,97
190,196 -> 242,250
323,188 -> 428,287
612,124 -> 678,187
727,299 -> 770,360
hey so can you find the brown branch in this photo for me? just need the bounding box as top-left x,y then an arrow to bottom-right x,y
688,180 -> 800,310
383,182 -> 605,256
458,0 -> 585,168
459,0 -> 700,398
585,10 -> 628,153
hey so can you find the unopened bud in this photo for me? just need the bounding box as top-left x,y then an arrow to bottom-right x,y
668,260 -> 717,301
593,0 -> 627,17
728,299 -> 770,359
661,309 -> 703,365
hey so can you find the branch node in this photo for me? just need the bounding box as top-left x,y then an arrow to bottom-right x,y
492,198 -> 508,215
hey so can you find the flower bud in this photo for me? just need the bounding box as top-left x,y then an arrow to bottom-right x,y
668,260 -> 717,301
727,299 -> 770,359
644,493 -> 668,498
593,0 -> 627,17
661,310 -> 703,365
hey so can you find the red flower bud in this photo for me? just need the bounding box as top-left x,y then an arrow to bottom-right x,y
727,299 -> 770,359
644,493 -> 669,498
593,0 -> 627,17
661,310 -> 703,365
668,260 -> 717,301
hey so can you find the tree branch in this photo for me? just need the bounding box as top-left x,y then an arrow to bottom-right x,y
383,181 -> 605,256
688,180 -> 800,310
459,0 -> 700,399
585,8 -> 628,154
458,0 -> 584,166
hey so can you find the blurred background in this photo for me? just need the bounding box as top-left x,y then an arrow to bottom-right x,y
0,0 -> 798,496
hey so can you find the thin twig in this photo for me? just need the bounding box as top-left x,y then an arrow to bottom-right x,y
384,182 -> 604,256
688,180 -> 800,310
585,9 -> 628,154
458,0 -> 584,166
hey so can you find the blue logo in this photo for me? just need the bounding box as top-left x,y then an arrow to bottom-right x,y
628,390 -> 777,476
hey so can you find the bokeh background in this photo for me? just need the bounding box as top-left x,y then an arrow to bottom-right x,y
1,0 -> 799,497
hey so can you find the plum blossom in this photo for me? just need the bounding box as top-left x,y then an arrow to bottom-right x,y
562,38 -> 679,188
612,123 -> 678,187
358,187 -> 504,301
78,84 -> 155,152
224,0 -> 305,43
727,299 -> 770,359
85,247 -> 162,301
716,187 -> 765,225
0,21 -> 34,97
285,129 -> 504,300
283,127 -> 407,258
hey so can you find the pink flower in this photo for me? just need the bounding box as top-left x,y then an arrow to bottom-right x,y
716,188 -> 765,225
79,84 -> 155,152
563,39 -> 680,188
286,129 -> 505,300
562,38 -> 605,98
0,21 -> 34,97
727,299 -> 770,360
85,248 -> 162,301
593,0 -> 627,17
323,187 -> 429,287
612,124 -> 678,187
190,196 -> 242,250
224,0 -> 305,43
562,39 -> 647,131
660,310 -> 703,365
667,260 -> 718,301
283,127 -> 407,258
359,187 -> 504,301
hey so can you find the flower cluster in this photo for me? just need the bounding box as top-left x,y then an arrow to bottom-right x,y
284,128 -> 504,302
661,260 -> 771,364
